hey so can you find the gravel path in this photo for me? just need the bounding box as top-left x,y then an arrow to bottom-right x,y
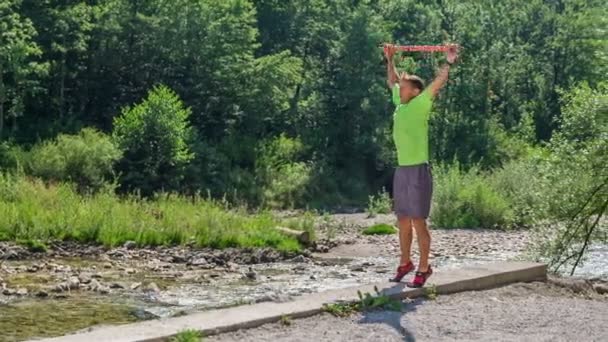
207,282 -> 608,342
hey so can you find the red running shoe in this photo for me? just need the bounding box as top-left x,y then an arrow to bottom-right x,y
407,266 -> 433,288
389,261 -> 415,282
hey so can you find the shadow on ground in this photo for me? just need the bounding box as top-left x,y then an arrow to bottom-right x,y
358,283 -> 426,342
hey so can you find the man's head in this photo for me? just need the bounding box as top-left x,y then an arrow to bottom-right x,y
398,74 -> 425,103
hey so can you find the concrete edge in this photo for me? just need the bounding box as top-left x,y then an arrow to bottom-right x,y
32,262 -> 547,342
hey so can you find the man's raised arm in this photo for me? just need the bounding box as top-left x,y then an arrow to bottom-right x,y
427,44 -> 459,98
384,44 -> 403,89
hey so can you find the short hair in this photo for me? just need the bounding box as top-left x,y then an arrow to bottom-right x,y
399,74 -> 425,92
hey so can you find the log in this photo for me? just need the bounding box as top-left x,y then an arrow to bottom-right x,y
275,226 -> 311,245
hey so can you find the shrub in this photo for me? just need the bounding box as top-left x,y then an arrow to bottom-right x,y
432,163 -> 514,229
26,128 -> 121,193
366,187 -> 392,217
113,85 -> 193,196
0,142 -> 26,171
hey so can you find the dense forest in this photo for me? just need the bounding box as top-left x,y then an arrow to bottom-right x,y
1,0 -> 606,263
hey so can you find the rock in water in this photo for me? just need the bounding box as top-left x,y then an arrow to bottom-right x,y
290,255 -> 310,263
16,288 -> 28,296
245,267 -> 257,281
142,282 -> 160,293
2,288 -> 16,296
189,257 -> 211,268
130,308 -> 160,320
593,283 -> 608,295
78,274 -> 92,285
36,290 -> 49,298
110,282 -> 125,289
68,277 -> 80,290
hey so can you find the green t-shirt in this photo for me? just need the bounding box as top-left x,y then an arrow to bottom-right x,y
392,84 -> 433,166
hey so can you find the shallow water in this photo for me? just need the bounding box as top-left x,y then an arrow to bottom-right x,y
1,241 -> 606,341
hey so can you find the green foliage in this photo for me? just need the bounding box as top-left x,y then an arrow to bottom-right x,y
280,315 -> 292,327
532,83 -> 608,273
357,287 -> 403,312
113,85 -> 193,196
323,302 -> 359,318
0,0 -> 46,140
26,128 -> 120,193
432,163 -> 514,229
0,174 -> 306,253
323,286 -> 402,317
0,0 -> 605,240
425,284 -> 438,300
488,156 -> 545,225
256,134 -> 312,209
366,188 -> 392,217
0,141 -> 26,171
16,239 -> 47,253
171,330 -> 202,342
362,224 -> 397,236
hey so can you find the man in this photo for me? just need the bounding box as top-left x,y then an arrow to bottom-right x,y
383,43 -> 459,288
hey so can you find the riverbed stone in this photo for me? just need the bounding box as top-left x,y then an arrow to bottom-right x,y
36,290 -> 49,298
142,282 -> 160,293
2,288 -> 16,296
110,282 -> 125,289
78,273 -> 92,285
124,241 -> 137,250
16,288 -> 28,296
593,283 -> 608,295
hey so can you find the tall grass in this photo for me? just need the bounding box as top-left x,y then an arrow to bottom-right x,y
0,174 -> 303,252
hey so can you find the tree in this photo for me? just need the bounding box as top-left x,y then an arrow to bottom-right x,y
113,85 -> 193,196
0,0 -> 45,140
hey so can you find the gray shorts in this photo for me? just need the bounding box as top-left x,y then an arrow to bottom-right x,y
393,163 -> 433,219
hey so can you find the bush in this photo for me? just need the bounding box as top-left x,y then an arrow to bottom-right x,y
532,83 -> 608,273
432,163 -> 514,229
488,156 -> 545,225
26,128 -> 121,193
0,142 -> 27,172
366,187 -> 392,217
113,85 -> 194,196
255,134 -> 312,209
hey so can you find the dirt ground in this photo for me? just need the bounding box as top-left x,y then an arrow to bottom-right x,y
207,281 -> 608,342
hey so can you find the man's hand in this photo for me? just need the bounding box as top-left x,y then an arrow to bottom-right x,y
427,43 -> 460,97
446,44 -> 460,64
384,44 -> 399,89
384,44 -> 396,61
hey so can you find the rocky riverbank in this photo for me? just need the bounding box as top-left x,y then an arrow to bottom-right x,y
1,213 -> 606,341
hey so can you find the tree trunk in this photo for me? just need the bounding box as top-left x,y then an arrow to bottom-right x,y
0,74 -> 5,140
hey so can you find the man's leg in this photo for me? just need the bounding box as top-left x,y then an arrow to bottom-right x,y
397,216 -> 413,265
412,218 -> 431,272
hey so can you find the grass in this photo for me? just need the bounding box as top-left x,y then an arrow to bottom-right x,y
362,223 -> 397,235
17,239 -> 48,253
171,330 -> 202,342
280,315 -> 292,326
425,284 -> 438,300
323,286 -> 402,317
0,174 -> 311,252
